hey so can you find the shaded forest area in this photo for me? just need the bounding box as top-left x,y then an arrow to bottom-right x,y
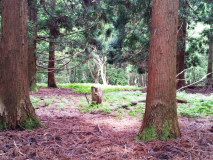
0,87 -> 212,159
0,0 -> 213,159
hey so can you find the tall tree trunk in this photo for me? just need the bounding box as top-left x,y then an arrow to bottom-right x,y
136,0 -> 181,141
47,0 -> 57,88
206,8 -> 213,86
0,0 -> 44,130
28,0 -> 38,92
48,40 -> 57,87
176,19 -> 186,89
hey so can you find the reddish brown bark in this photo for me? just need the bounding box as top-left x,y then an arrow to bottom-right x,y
48,40 -> 57,88
206,9 -> 213,86
47,0 -> 57,88
28,0 -> 38,92
176,19 -> 186,89
137,0 -> 181,141
0,0 -> 44,129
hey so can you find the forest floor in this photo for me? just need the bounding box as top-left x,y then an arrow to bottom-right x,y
0,87 -> 213,160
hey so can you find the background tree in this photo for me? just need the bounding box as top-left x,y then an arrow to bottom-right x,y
176,0 -> 188,89
28,0 -> 38,92
0,0 -> 44,129
205,7 -> 213,88
136,0 -> 181,141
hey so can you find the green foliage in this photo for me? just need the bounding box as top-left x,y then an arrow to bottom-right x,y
78,101 -> 112,114
77,90 -> 146,118
128,103 -> 145,117
104,91 -> 144,103
20,116 -> 45,130
30,96 -> 43,107
56,83 -> 141,93
177,92 -> 213,117
0,121 -> 7,130
30,95 -> 53,108
136,125 -> 159,141
107,67 -> 128,85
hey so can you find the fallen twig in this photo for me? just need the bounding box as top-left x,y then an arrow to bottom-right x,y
98,123 -> 102,133
85,93 -> 90,104
14,140 -> 25,156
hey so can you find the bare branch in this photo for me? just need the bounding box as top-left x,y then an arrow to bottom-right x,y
37,56 -> 90,71
176,67 -> 194,77
176,72 -> 213,92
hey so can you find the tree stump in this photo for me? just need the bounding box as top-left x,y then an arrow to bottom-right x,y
91,87 -> 103,105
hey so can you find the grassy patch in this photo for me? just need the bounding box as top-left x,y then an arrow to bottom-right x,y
177,92 -> 213,117
37,83 -> 47,87
37,83 -> 142,93
77,91 -> 146,118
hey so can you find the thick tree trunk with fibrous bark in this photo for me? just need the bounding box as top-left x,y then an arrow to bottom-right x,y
28,0 -> 38,92
176,19 -> 186,89
48,40 -> 57,88
0,0 -> 45,130
136,0 -> 181,141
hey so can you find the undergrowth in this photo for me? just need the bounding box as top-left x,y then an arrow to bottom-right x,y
177,92 -> 213,117
33,85 -> 213,118
78,91 -> 146,118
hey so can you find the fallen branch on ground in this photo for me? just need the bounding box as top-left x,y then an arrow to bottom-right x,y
112,97 -> 203,109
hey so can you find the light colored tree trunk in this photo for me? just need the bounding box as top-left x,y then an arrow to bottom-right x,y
100,64 -> 107,85
136,0 -> 181,141
88,60 -> 100,84
0,0 -> 44,129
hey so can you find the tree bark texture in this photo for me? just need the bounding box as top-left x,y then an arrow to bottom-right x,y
176,19 -> 186,89
28,0 -> 38,92
47,0 -> 57,88
206,8 -> 213,86
137,0 -> 181,141
0,0 -> 44,129
48,41 -> 57,87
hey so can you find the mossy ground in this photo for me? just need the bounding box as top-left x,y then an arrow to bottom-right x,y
136,125 -> 159,141
136,119 -> 177,141
0,120 -> 7,129
30,84 -> 38,92
20,116 -> 46,130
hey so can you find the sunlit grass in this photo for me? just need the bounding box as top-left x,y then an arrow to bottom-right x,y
177,92 -> 213,117
37,83 -> 142,93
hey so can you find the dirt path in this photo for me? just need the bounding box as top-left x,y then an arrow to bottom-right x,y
0,87 -> 212,159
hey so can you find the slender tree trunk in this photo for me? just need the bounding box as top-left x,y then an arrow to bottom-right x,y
176,19 -> 186,89
0,0 -> 44,130
48,40 -> 57,87
100,64 -> 107,85
28,0 -> 38,92
136,0 -> 181,141
88,60 -> 100,84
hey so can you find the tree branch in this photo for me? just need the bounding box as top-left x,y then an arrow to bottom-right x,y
176,72 -> 213,92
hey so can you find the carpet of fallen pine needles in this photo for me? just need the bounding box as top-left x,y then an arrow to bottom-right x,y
0,87 -> 212,160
